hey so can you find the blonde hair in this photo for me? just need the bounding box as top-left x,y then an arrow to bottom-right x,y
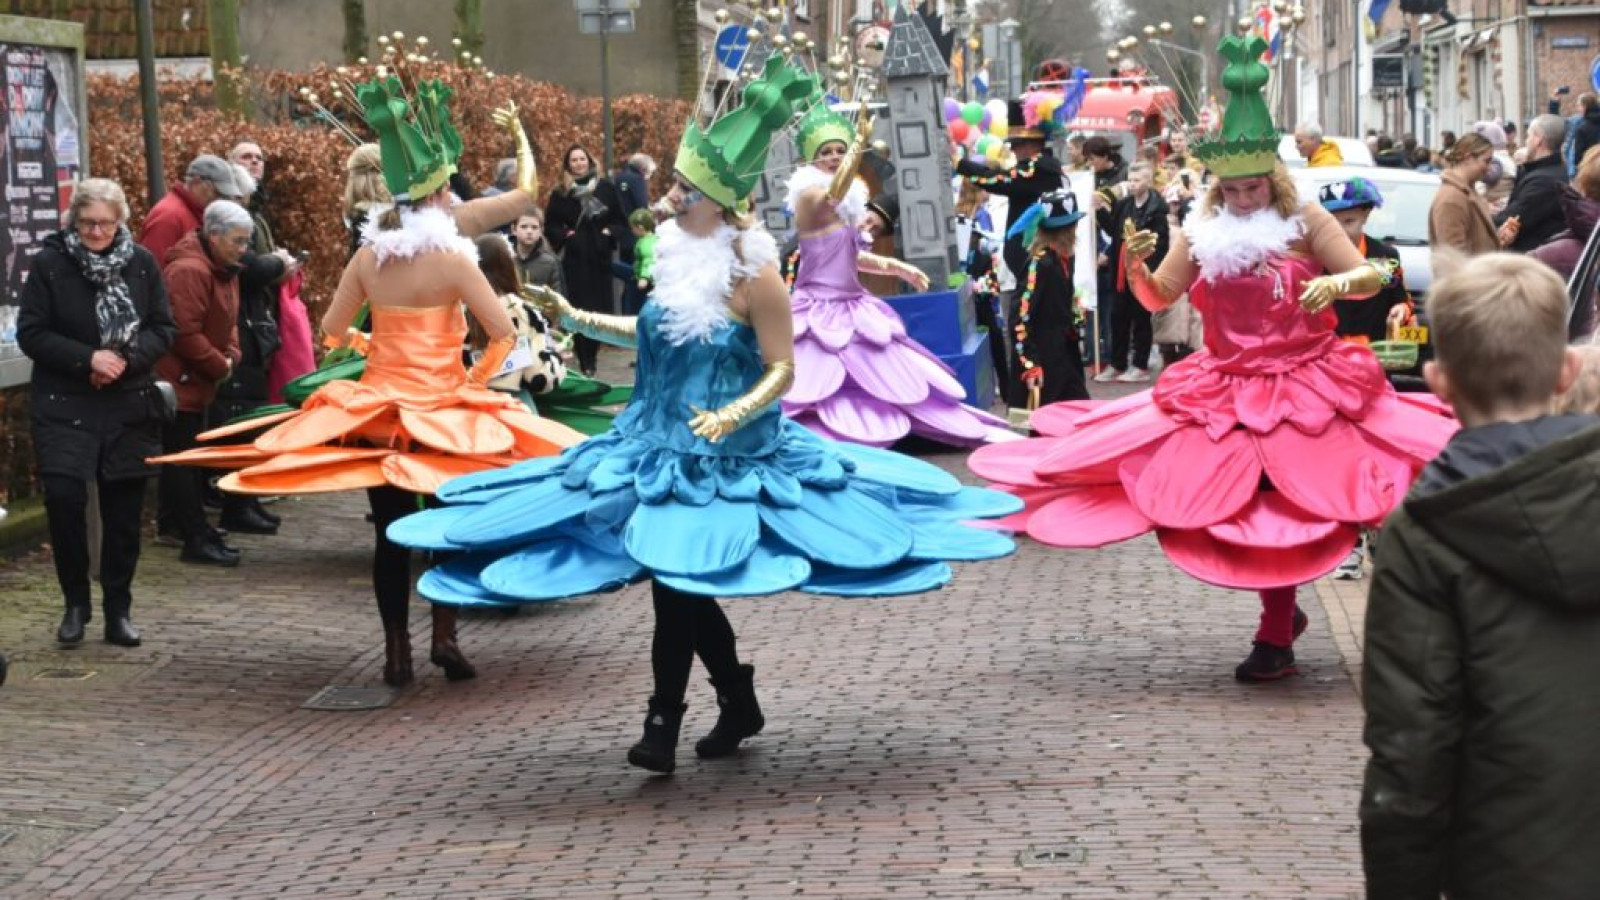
1555,342 -> 1600,414
343,143 -> 390,219
1428,252 -> 1571,419
1576,143 -> 1600,202
1200,164 -> 1300,220
956,180 -> 985,218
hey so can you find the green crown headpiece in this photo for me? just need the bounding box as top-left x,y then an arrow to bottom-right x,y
355,76 -> 463,201
794,94 -> 854,161
675,53 -> 817,210
1192,34 -> 1280,180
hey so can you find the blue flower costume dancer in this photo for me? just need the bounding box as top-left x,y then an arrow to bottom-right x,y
389,52 -> 1020,774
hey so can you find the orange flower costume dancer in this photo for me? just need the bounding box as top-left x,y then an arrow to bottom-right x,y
155,75 -> 581,686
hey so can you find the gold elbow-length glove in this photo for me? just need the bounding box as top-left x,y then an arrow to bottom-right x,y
1121,220 -> 1174,312
1299,262 -> 1387,314
521,284 -> 637,348
492,102 -> 538,197
689,359 -> 795,443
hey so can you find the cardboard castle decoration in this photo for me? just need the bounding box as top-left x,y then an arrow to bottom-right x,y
882,2 -> 956,288
878,5 -> 997,409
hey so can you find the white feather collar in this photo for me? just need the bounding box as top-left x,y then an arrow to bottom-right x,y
652,219 -> 779,346
1184,203 -> 1303,281
783,164 -> 868,228
360,204 -> 478,267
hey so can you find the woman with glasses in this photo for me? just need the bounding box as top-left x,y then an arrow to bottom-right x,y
18,178 -> 175,647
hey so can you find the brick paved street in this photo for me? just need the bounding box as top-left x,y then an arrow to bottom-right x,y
0,358 -> 1372,899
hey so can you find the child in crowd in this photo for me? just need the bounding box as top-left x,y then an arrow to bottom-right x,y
629,209 -> 657,298
512,209 -> 564,293
469,234 -> 567,400
1317,178 -> 1411,345
1361,253 -> 1600,900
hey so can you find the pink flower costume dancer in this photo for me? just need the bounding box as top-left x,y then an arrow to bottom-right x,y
971,36 -> 1457,681
781,99 -> 1013,448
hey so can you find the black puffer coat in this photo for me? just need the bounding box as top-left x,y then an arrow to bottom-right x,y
1362,416 -> 1600,900
16,231 -> 175,481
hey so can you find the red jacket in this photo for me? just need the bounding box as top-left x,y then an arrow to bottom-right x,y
156,231 -> 240,412
137,184 -> 205,270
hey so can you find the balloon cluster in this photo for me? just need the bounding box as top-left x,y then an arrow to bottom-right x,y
942,96 -> 1010,162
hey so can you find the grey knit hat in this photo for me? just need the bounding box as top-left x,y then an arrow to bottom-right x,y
186,154 -> 244,200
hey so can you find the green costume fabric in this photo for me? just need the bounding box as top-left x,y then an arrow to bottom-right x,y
1192,35 -> 1280,179
355,76 -> 463,200
674,54 -> 817,210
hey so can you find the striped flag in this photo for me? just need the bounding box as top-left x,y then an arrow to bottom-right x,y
1366,0 -> 1395,39
1254,6 -> 1281,62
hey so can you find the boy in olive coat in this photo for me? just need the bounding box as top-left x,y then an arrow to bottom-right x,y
1361,253 -> 1599,900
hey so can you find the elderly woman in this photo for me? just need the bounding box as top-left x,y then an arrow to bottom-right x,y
18,178 -> 175,647
155,200 -> 252,567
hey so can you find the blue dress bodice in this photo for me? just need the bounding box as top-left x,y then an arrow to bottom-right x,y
611,301 -> 781,456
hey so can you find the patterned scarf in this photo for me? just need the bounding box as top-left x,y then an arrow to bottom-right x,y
64,225 -> 139,351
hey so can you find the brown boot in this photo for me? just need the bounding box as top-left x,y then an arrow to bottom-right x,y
382,621 -> 413,687
429,605 -> 476,681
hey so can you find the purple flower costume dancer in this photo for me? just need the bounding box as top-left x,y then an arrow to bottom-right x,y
781,177 -> 1016,448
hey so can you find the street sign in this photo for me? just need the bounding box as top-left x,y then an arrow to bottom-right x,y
578,10 -> 634,34
715,25 -> 751,70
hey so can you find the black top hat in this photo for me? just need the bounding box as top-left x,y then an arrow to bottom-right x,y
1009,99 -> 1045,141
865,193 -> 899,233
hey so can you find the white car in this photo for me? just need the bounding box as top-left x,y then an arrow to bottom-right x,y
1289,165 -> 1439,297
1278,135 -> 1376,168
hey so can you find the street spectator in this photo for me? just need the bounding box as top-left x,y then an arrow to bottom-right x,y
1429,134 -> 1503,258
136,154 -> 243,268
17,178 -> 175,648
1373,134 -> 1408,168
1409,145 -> 1437,172
1439,129 -> 1457,154
1082,135 -> 1128,189
628,209 -> 657,299
1095,161 -> 1169,383
1361,252 -> 1599,900
342,143 -> 388,260
610,153 -> 656,317
467,233 -> 566,399
1066,134 -> 1087,170
1571,93 -> 1600,179
1152,197 -> 1201,368
1554,342 -> 1600,414
1473,120 -> 1516,210
1529,145 -> 1600,338
1293,122 -> 1344,167
1167,129 -> 1190,158
480,158 -> 517,198
1495,114 -> 1570,252
512,208 -> 563,292
544,143 -> 624,376
155,201 -> 251,568
209,163 -> 292,537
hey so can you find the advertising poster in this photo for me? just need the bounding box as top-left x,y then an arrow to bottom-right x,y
0,41 -> 82,370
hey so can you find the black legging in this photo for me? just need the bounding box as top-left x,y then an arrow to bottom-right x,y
650,580 -> 742,704
367,485 -> 419,628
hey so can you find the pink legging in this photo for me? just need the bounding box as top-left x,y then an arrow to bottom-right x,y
1256,586 -> 1299,647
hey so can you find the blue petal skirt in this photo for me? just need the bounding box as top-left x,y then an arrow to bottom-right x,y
388,418 -> 1022,605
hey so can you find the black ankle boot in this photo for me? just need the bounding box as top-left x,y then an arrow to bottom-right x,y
627,696 -> 687,774
695,664 -> 764,759
57,605 -> 90,645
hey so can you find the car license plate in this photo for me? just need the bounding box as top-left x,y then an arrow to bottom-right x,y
1395,325 -> 1428,343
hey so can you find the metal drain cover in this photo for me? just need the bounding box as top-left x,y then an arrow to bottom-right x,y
1017,844 -> 1088,867
301,686 -> 394,711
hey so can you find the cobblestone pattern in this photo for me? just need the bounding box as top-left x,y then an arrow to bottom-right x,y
0,355 -> 1370,899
